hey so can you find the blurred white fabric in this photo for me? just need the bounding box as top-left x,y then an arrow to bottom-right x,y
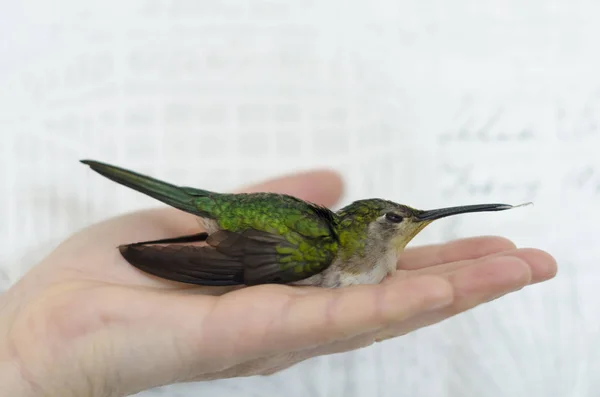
2,1 -> 600,396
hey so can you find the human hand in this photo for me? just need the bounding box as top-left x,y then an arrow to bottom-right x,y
0,169 -> 557,397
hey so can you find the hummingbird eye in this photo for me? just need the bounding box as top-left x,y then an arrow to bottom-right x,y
385,212 -> 404,223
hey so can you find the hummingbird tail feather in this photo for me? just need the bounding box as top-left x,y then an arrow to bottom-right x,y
81,159 -> 211,215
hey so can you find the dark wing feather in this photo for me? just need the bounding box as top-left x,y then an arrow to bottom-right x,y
208,229 -> 317,285
121,232 -> 209,246
119,227 -> 338,286
119,244 -> 245,286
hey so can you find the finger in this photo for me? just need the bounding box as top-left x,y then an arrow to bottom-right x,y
375,255 -> 532,341
409,248 -> 557,285
179,249 -> 556,375
190,276 -> 454,363
397,236 -> 516,270
262,330 -> 378,373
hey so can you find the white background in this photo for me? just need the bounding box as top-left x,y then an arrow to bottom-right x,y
2,1 -> 600,396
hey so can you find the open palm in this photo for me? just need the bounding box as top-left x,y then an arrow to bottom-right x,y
1,170 -> 557,397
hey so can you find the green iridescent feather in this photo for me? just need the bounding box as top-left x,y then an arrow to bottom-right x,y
193,192 -> 341,278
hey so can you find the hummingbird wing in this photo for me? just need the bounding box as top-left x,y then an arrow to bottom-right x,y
208,229 -> 337,285
119,226 -> 339,286
119,232 -> 210,246
120,242 -> 245,286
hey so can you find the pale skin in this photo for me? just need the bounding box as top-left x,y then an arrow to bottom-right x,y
0,169 -> 557,397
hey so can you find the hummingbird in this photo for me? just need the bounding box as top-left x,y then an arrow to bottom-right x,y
81,160 -> 530,288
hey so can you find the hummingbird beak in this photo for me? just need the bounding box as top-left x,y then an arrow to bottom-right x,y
414,202 -> 532,222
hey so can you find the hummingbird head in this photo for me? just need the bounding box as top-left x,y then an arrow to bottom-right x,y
338,199 -> 523,255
